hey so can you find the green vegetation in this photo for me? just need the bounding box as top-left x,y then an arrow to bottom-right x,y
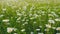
0,0 -> 60,34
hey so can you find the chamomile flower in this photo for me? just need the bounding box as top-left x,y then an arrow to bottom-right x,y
7,27 -> 14,33
48,19 -> 55,24
2,19 -> 9,22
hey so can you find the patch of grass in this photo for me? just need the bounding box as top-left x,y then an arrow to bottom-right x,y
0,0 -> 60,34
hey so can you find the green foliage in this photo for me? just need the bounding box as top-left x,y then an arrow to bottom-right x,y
0,0 -> 60,34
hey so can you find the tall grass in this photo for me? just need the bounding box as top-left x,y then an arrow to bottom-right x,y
0,0 -> 60,34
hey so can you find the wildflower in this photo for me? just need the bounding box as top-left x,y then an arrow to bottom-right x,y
52,27 -> 56,29
56,33 -> 60,34
22,22 -> 28,25
51,12 -> 58,17
30,5 -> 35,11
14,33 -> 17,34
17,12 -> 22,16
2,8 -> 6,11
33,21 -> 36,24
55,18 -> 60,21
34,14 -> 38,18
0,14 -> 4,17
21,29 -> 25,32
48,19 -> 55,24
14,28 -> 17,31
22,19 -> 25,21
31,32 -> 34,34
39,26 -> 42,28
7,27 -> 14,33
44,29 -> 49,31
38,33 -> 44,34
23,6 -> 27,10
45,24 -> 51,28
56,27 -> 60,30
2,19 -> 9,22
30,17 -> 34,20
36,29 -> 40,31
29,14 -> 32,17
48,14 -> 54,17
17,17 -> 21,20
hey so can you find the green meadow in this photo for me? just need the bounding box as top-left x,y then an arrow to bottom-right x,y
0,0 -> 60,34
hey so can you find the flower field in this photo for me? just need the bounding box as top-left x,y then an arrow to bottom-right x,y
0,0 -> 60,34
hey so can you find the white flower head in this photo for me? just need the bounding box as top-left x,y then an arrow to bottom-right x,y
14,28 -> 17,31
56,27 -> 60,30
0,15 -> 4,17
2,19 -> 9,22
17,13 -> 22,16
48,14 -> 53,17
48,19 -> 55,24
2,8 -> 6,11
21,29 -> 25,32
45,24 -> 51,28
36,29 -> 40,31
14,33 -> 17,34
55,18 -> 60,21
7,27 -> 14,33
22,19 -> 25,21
44,29 -> 49,31
23,6 -> 27,10
22,22 -> 28,25
39,26 -> 42,28
30,17 -> 34,19
38,33 -> 44,34
17,17 -> 21,20
34,14 -> 38,17
33,21 -> 36,24
52,27 -> 56,29
56,33 -> 60,34
29,14 -> 32,17
31,32 -> 34,34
